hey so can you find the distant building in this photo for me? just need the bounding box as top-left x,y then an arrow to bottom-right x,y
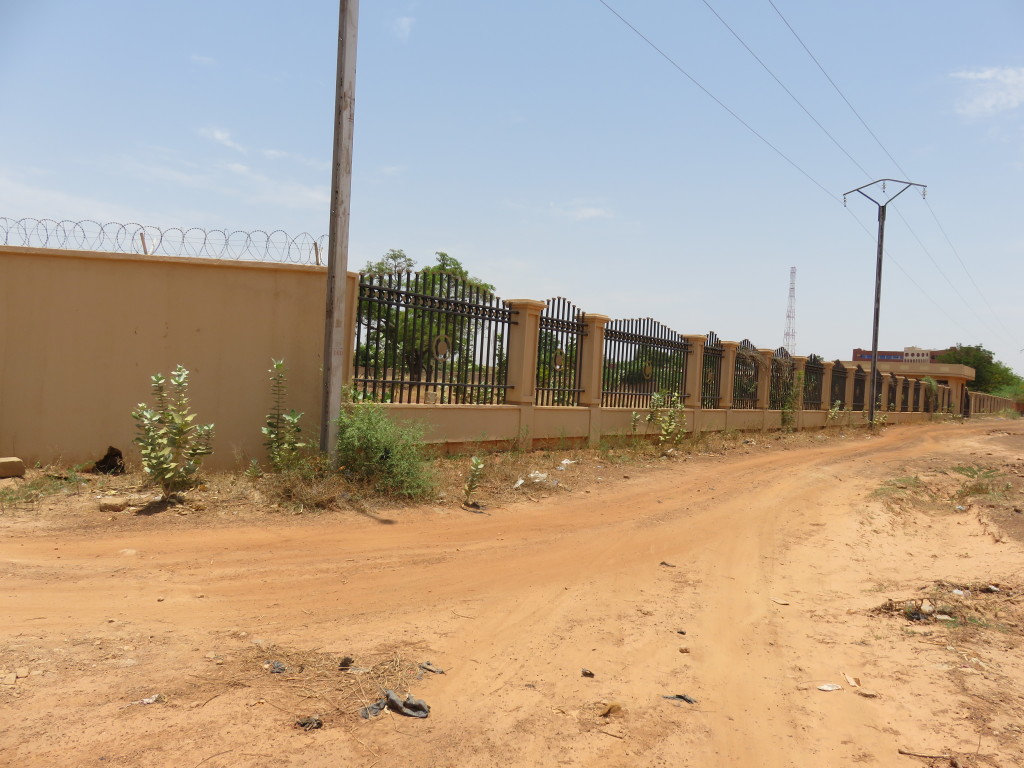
852,348 -> 904,362
851,346 -> 956,363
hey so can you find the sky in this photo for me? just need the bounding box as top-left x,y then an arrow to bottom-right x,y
2,1 -> 1022,373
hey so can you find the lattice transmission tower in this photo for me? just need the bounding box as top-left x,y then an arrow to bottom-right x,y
783,266 -> 797,355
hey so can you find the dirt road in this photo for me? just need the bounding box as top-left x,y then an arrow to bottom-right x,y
3,420 -> 1024,767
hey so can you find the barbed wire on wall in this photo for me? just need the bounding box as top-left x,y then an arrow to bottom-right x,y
0,217 -> 328,265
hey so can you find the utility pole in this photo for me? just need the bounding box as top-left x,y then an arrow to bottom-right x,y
320,0 -> 359,453
844,179 -> 926,427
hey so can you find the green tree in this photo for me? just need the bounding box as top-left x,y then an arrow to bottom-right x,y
937,344 -> 1022,393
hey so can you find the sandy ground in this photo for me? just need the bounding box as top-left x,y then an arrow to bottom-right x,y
2,419 -> 1024,767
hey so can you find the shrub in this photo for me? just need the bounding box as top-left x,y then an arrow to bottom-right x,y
262,359 -> 306,471
646,391 -> 687,446
335,401 -> 434,498
131,365 -> 214,498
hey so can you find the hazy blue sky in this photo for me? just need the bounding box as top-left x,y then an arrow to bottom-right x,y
2,1 -> 1022,371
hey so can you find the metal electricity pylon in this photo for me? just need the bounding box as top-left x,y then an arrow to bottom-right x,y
783,266 -> 797,355
844,179 -> 927,427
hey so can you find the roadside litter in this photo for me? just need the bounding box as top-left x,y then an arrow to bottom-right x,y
817,684 -> 842,692
419,661 -> 445,675
359,690 -> 430,719
121,693 -> 164,709
581,668 -> 595,678
295,716 -> 323,731
264,660 -> 286,674
663,694 -> 698,704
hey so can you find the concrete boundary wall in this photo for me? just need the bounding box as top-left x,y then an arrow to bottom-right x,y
0,245 -> 1004,469
1,246 -> 327,468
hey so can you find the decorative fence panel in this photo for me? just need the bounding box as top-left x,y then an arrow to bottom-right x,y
536,298 -> 586,406
733,340 -> 760,409
871,370 -> 884,411
701,331 -> 724,409
602,318 -> 689,409
901,378 -> 910,411
803,354 -> 824,410
852,365 -> 866,411
912,380 -> 921,412
769,347 -> 793,411
830,361 -> 847,409
353,271 -> 513,404
887,373 -> 898,410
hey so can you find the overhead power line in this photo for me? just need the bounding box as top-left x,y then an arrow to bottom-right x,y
698,0 -> 873,180
595,0 -> 839,204
765,0 -> 1019,350
596,0 -> 987,344
706,0 -> 1009,345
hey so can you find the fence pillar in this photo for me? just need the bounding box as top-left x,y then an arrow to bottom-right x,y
822,362 -> 834,410
579,314 -> 610,447
950,380 -> 965,415
757,349 -> 774,409
504,299 -> 547,447
719,341 -> 739,408
341,272 -> 360,387
682,335 -> 706,410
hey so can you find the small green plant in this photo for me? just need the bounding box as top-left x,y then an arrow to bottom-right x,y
262,359 -> 306,471
335,399 -> 434,498
870,411 -> 888,428
463,456 -> 485,506
645,392 -> 687,447
629,411 -> 641,436
131,365 -> 214,499
780,371 -> 803,430
827,400 -> 844,424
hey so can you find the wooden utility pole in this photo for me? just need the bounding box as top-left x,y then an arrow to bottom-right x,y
320,0 -> 359,453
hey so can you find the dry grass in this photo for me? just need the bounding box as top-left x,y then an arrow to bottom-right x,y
874,580 -> 1021,636
180,644 -> 425,727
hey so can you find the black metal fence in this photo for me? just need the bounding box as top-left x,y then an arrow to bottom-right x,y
733,340 -> 760,409
701,331 -> 724,409
353,270 -> 513,404
536,297 -> 586,406
830,361 -> 847,408
852,365 -> 866,411
887,373 -> 898,410
872,370 -> 884,411
602,317 -> 689,408
803,354 -> 824,410
769,347 -> 793,410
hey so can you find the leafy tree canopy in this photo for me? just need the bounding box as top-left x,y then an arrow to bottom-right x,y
937,343 -> 1022,394
362,249 -> 495,294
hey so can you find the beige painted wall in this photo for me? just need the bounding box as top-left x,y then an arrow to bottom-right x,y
0,246 -> 327,468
